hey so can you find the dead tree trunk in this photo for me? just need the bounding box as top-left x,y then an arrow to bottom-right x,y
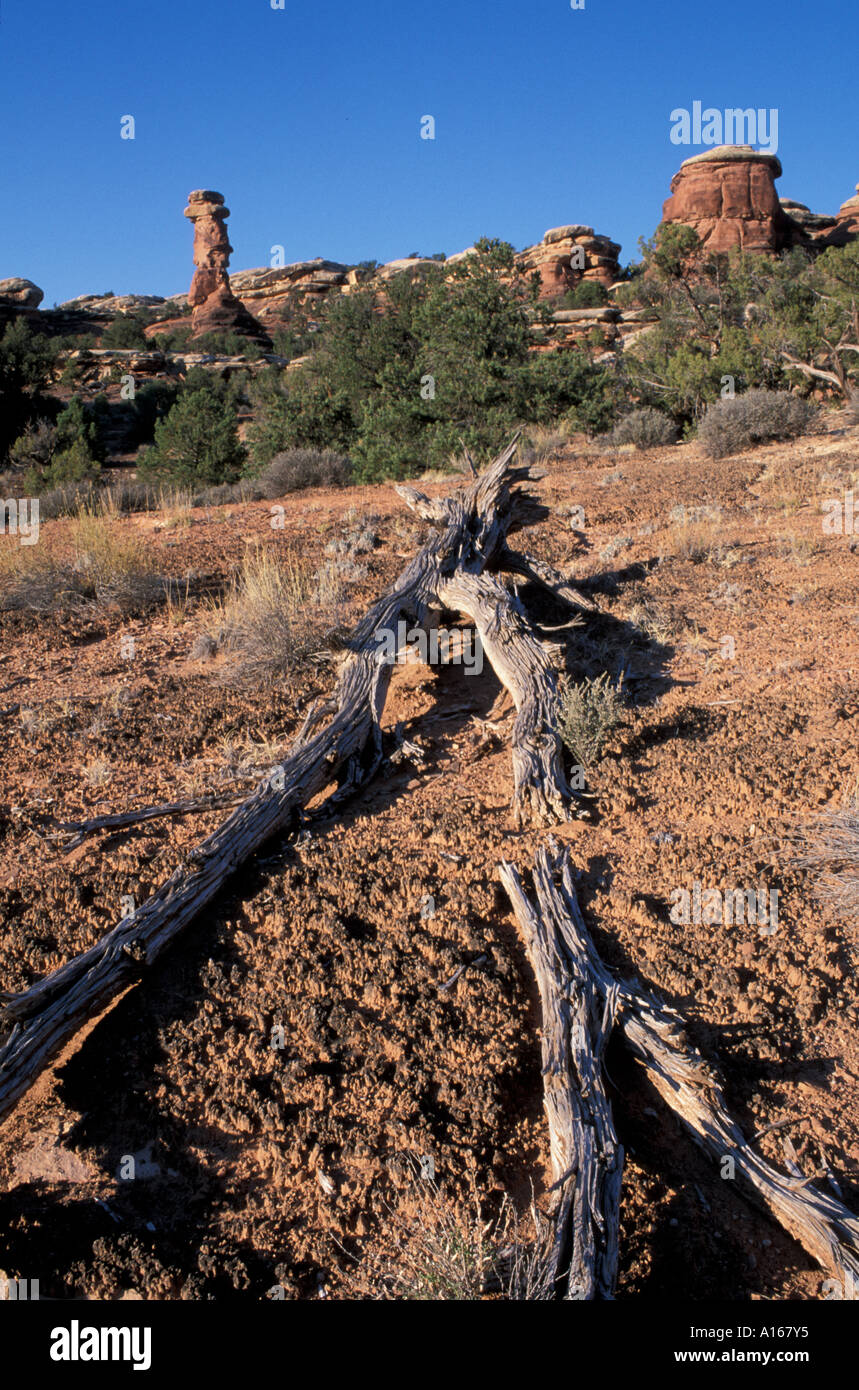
504,845 -> 859,1288
498,858 -> 622,1299
438,572 -> 570,826
0,435 -> 578,1123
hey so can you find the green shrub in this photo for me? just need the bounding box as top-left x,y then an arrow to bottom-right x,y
25,438 -> 101,492
246,240 -> 618,479
129,379 -> 180,445
151,325 -> 193,352
607,407 -> 678,449
559,673 -> 626,769
697,389 -> 818,460
0,319 -> 59,461
13,395 -> 104,490
185,330 -> 265,360
563,280 -> 608,308
247,375 -> 355,464
100,313 -> 151,349
137,384 -> 246,485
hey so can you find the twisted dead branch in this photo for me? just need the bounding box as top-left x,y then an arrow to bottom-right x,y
501,845 -> 859,1289
0,434 -> 588,1122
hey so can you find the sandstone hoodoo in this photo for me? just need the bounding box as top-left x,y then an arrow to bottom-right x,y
184,189 -> 270,344
662,145 -> 796,254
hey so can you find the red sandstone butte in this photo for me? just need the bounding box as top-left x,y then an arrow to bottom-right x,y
183,190 -> 270,343
661,145 -> 795,254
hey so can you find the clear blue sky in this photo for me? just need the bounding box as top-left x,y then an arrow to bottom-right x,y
1,0 -> 857,306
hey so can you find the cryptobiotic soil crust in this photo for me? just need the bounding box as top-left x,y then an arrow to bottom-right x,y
0,424 -> 857,1300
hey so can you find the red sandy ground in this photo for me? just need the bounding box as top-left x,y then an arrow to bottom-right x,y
0,422 -> 857,1299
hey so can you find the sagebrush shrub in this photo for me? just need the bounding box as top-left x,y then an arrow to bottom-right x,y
607,407 -> 678,449
558,672 -> 625,768
259,448 -> 353,497
697,389 -> 818,460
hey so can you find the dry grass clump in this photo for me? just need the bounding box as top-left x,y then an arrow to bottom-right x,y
775,531 -> 817,567
558,671 -> 626,769
347,1167 -> 554,1301
69,502 -> 164,610
0,498 -> 163,614
625,599 -> 678,645
792,792 -> 859,935
83,756 -> 113,787
697,389 -> 818,460
521,424 -> 570,466
663,503 -> 725,562
210,543 -> 342,684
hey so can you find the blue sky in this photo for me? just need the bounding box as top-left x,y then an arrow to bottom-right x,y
1,0 -> 857,305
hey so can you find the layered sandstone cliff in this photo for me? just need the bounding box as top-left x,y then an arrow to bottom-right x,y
662,146 -> 795,253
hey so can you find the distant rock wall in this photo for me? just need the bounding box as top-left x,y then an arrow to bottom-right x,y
7,159 -> 858,363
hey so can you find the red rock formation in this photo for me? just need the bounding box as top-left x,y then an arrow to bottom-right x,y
777,184 -> 859,251
228,260 -> 351,326
662,146 -> 795,254
517,225 -> 621,298
834,184 -> 859,243
183,190 -> 270,343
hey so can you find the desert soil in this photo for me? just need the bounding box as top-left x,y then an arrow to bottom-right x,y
1,423 -> 857,1300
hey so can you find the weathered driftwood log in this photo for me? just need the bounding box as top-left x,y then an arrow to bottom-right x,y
512,845 -> 859,1288
498,858 -> 623,1299
438,572 -> 570,826
0,435 -> 572,1123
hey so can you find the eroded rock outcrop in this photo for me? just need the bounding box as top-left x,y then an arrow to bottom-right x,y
662,145 -> 795,253
517,225 -> 621,298
0,277 -> 44,309
184,190 -> 270,343
228,260 -> 351,326
59,292 -> 171,315
777,186 -> 859,251
834,183 -> 859,243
